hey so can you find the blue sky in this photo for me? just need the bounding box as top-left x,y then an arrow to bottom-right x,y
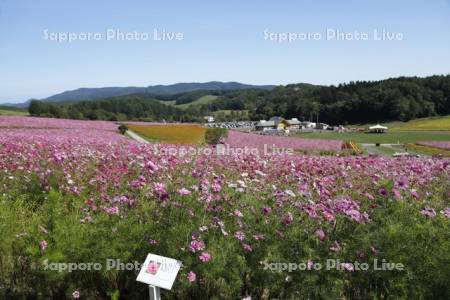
1,0 -> 450,102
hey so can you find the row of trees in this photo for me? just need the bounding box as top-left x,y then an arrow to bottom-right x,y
259,76 -> 450,124
28,95 -> 204,122
209,76 -> 450,124
29,75 -> 450,124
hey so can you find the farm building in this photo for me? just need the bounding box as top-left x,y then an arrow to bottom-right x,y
368,124 -> 388,133
315,123 -> 329,130
203,116 -> 215,123
301,121 -> 316,129
269,116 -> 288,130
256,117 -> 307,132
286,118 -> 302,130
256,120 -> 276,131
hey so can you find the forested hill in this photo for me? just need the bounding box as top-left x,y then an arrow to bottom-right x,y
28,75 -> 450,124
41,81 -> 275,103
29,94 -> 189,121
262,75 -> 450,124
213,75 -> 450,124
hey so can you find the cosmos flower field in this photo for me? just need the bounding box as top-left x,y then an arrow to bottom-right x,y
0,116 -> 449,299
417,140 -> 450,150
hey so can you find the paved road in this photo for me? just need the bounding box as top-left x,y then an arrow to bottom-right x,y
126,130 -> 149,144
361,143 -> 425,156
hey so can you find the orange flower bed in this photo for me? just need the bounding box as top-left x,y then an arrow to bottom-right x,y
128,124 -> 206,145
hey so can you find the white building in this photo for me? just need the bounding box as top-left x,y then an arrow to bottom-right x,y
315,123 -> 329,130
256,120 -> 276,131
286,118 -> 302,130
368,124 -> 388,133
301,121 -> 316,129
203,116 -> 215,123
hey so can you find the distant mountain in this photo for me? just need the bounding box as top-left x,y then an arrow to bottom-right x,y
41,81 -> 275,103
1,99 -> 32,108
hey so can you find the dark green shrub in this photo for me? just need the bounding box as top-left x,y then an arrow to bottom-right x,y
118,124 -> 128,135
205,128 -> 227,145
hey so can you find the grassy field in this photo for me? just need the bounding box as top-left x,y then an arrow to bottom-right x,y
0,109 -> 28,116
156,100 -> 177,106
128,124 -> 206,144
352,115 -> 450,131
295,131 -> 450,144
177,95 -> 218,109
406,143 -> 450,157
390,115 -> 450,131
156,95 -> 218,109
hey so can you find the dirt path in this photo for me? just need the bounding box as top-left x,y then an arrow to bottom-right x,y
126,130 -> 149,144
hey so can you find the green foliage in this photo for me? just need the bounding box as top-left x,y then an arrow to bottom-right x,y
215,76 -> 450,124
26,75 -> 450,124
204,128 -> 228,145
0,171 -> 449,299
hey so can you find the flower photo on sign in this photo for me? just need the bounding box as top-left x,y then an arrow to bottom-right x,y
145,261 -> 161,275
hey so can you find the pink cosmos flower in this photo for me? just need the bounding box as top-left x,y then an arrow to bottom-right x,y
187,271 -> 196,283
378,188 -> 387,197
234,231 -> 245,241
395,176 -> 408,190
103,206 -> 119,215
341,263 -> 354,272
441,208 -> 450,218
315,228 -> 326,241
178,188 -> 191,195
392,188 -> 402,200
365,193 -> 375,201
420,207 -> 436,218
410,189 -> 420,199
72,290 -> 80,299
253,234 -> 265,241
330,241 -> 341,252
211,183 -> 222,193
146,160 -> 159,172
39,240 -> 48,251
233,209 -> 243,218
261,206 -> 272,215
189,240 -> 205,253
153,182 -> 166,194
322,211 -> 335,222
199,252 -> 212,263
243,244 -> 252,252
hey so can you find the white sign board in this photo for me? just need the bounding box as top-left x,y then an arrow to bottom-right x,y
136,253 -> 182,290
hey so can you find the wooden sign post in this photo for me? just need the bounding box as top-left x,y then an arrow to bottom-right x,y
136,253 -> 182,300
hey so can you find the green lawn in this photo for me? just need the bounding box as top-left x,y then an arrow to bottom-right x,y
390,115 -> 450,131
156,95 -> 218,109
295,131 -> 450,144
351,115 -> 450,131
155,100 -> 177,106
177,95 -> 218,109
0,109 -> 28,116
